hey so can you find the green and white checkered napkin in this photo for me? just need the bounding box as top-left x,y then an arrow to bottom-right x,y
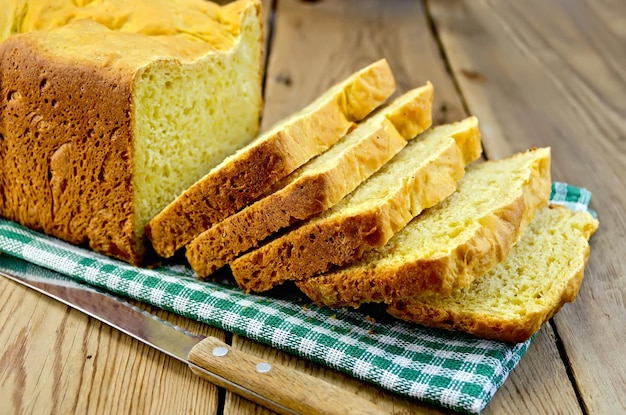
0,183 -> 593,414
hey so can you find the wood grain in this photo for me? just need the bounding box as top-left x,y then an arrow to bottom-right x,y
261,0 -> 468,130
0,277 -> 224,414
428,0 -> 626,413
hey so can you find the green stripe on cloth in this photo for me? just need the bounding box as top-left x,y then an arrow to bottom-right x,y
0,182 -> 593,414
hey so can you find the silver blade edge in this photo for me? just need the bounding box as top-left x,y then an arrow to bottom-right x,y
0,268 -> 296,415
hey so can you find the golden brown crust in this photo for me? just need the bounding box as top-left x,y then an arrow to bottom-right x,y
387,300 -> 542,343
146,59 -> 396,259
233,213 -> 388,292
186,174 -> 330,277
0,35 -> 140,263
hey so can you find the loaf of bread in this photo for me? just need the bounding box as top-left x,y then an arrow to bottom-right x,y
146,59 -> 396,259
231,117 -> 483,292
297,147 -> 552,307
0,0 -> 264,265
387,205 -> 599,342
186,84 -> 434,278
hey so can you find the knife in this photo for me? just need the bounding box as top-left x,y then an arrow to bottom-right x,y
0,268 -> 383,415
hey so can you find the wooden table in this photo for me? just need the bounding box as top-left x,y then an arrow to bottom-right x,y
1,0 -> 624,413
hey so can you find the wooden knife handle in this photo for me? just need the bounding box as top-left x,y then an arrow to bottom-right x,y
188,336 -> 383,415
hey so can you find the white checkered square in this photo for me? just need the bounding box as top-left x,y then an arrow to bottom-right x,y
353,359 -> 373,378
106,273 -> 122,291
172,295 -> 189,313
298,338 -> 316,355
326,348 -> 345,366
271,329 -> 290,347
380,371 -> 400,389
196,302 -> 216,320
149,288 -> 166,306
246,319 -> 264,337
128,280 -> 143,298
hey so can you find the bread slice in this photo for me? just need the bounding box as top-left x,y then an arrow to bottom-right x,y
298,148 -> 551,307
230,117 -> 483,292
297,147 -> 552,307
0,0 -> 264,265
387,205 -> 599,343
186,84 -> 434,278
146,59 -> 396,258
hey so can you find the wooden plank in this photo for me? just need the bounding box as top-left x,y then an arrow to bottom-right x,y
427,0 -> 626,413
261,0 -> 468,130
223,0 -> 580,413
0,277 -> 224,414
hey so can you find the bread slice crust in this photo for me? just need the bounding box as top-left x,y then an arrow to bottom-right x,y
387,205 -> 599,343
231,117 -> 483,292
146,59 -> 396,258
297,147 -> 552,307
186,84 -> 434,277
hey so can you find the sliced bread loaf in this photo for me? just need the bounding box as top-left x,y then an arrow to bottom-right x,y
0,0 -> 264,265
297,147 -> 552,307
230,117 -> 483,292
146,59 -> 396,258
186,84 -> 434,278
387,205 -> 599,343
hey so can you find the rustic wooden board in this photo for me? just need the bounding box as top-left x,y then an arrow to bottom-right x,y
0,277 -> 224,414
428,0 -> 626,413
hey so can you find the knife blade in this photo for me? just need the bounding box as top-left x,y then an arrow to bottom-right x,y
0,268 -> 383,415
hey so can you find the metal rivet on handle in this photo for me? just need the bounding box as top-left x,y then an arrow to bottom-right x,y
212,346 -> 229,357
256,362 -> 272,373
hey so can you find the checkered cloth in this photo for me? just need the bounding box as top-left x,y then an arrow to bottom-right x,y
0,182 -> 593,414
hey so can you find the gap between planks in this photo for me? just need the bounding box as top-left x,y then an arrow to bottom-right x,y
550,319 -> 589,415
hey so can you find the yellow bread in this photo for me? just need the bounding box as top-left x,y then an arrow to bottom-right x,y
231,117 -> 483,292
0,0 -> 264,265
186,84 -> 434,277
146,59 -> 396,258
387,205 -> 599,343
297,147 -> 552,307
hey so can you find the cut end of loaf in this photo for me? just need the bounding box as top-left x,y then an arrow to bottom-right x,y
340,59 -> 397,122
383,82 -> 434,140
135,1 -> 264,253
